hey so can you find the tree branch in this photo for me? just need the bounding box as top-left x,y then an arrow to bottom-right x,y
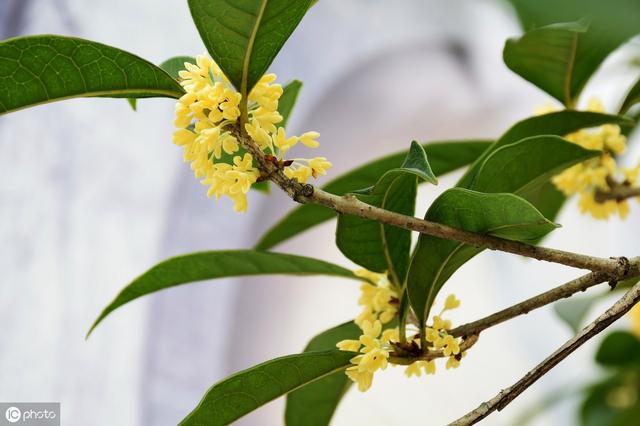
236,128 -> 633,277
595,181 -> 640,203
449,264 -> 638,338
448,280 -> 640,426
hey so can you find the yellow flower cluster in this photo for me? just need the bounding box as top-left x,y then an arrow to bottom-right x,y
354,269 -> 398,326
337,320 -> 399,392
540,98 -> 640,219
172,55 -> 330,212
337,284 -> 465,391
335,269 -> 399,391
405,294 -> 464,376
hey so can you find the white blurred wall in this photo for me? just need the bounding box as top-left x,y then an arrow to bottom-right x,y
1,1 -> 639,425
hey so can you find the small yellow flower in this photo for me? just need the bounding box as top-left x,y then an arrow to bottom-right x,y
446,352 -> 467,370
405,361 -> 423,378
273,127 -> 298,153
354,271 -> 398,327
444,294 -> 461,310
336,339 -> 361,352
361,320 -> 382,339
381,328 -> 399,344
346,368 -> 374,392
432,315 -> 451,331
308,157 -> 332,177
446,356 -> 461,370
424,327 -> 439,343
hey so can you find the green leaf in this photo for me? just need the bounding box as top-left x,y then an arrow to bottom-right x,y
285,321 -> 359,426
126,56 -> 196,110
596,331 -> 640,367
519,180 -> 567,235
188,0 -> 312,95
619,76 -> 640,115
458,111 -> 631,188
580,371 -> 640,426
458,111 -> 631,232
407,136 -> 597,324
469,136 -> 598,194
279,80 -> 303,128
159,55 -> 196,79
0,35 -> 184,114
285,318 -> 397,426
336,141 -> 437,284
181,350 -> 353,426
554,277 -> 640,333
504,21 -> 588,106
88,250 -> 360,336
255,140 -> 492,250
554,293 -> 603,335
504,0 -> 640,107
407,188 -> 559,323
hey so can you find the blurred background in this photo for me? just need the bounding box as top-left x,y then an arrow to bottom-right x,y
1,0 -> 640,425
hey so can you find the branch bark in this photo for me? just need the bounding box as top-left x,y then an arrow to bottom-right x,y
595,182 -> 640,203
236,128 -> 633,277
449,264 -> 638,338
448,280 -> 640,426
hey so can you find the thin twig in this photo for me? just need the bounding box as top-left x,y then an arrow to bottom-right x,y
595,182 -> 640,203
448,265 -> 638,338
448,280 -> 640,426
236,128 -> 631,277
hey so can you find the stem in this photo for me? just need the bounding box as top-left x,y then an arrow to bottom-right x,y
448,280 -> 640,425
595,183 -> 640,203
448,268 -> 636,338
235,128 -> 632,277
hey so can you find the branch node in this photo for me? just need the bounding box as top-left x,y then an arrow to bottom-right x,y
292,182 -> 314,203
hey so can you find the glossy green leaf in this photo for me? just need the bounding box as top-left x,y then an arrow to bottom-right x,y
407,136 -> 597,324
126,56 -> 196,110
457,111 -> 631,188
407,188 -> 559,323
619,76 -> 640,115
159,55 -> 196,79
0,35 -> 184,114
580,370 -> 640,426
181,350 -> 353,426
285,321 -> 359,426
458,112 -> 631,233
554,293 -> 603,335
505,0 -> 640,107
279,79 -> 303,128
504,21 -> 588,106
88,250 -> 360,336
188,0 -> 312,95
336,141 -> 437,284
469,136 -> 597,194
596,331 -> 640,367
518,181 -> 566,222
255,140 -> 492,250
554,277 -> 640,333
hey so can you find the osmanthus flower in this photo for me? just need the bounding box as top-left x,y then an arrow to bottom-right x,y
353,269 -> 399,326
540,98 -> 640,219
340,319 -> 396,391
172,55 -> 330,212
338,278 -> 466,390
